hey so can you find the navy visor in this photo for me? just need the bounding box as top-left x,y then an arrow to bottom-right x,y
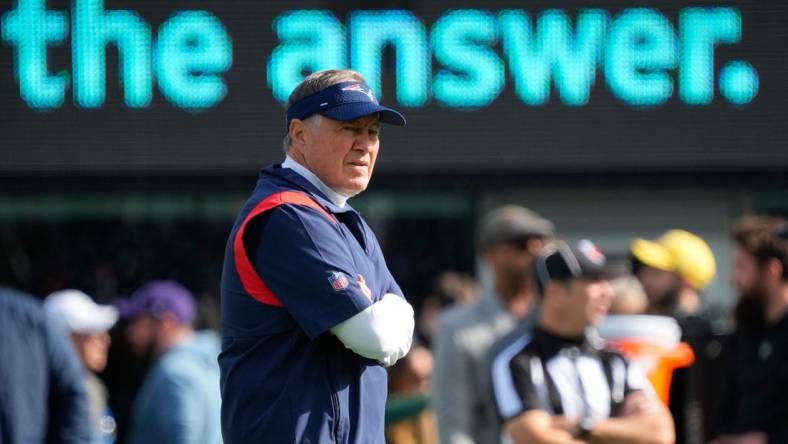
285,81 -> 406,130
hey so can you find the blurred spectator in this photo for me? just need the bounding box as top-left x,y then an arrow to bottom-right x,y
432,205 -> 553,444
490,240 -> 674,444
609,274 -> 648,315
117,281 -> 222,444
631,230 -> 716,317
711,216 -> 788,444
0,287 -> 91,443
630,229 -> 724,444
417,271 -> 480,346
729,215 -> 787,333
44,290 -> 119,444
386,345 -> 438,444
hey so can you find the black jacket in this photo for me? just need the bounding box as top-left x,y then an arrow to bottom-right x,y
723,313 -> 788,443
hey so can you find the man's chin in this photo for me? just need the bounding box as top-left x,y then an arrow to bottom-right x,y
339,180 -> 370,196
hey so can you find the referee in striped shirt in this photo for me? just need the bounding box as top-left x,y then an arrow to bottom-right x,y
490,240 -> 675,444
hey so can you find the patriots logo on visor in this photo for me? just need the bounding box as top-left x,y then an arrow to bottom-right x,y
342,84 -> 376,102
328,271 -> 350,291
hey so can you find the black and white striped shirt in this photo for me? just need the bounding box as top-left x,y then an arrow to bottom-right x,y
490,327 -> 654,423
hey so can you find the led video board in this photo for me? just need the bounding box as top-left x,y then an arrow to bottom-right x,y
1,0 -> 785,173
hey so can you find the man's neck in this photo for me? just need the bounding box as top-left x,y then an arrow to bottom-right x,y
282,155 -> 349,208
765,284 -> 788,324
538,316 -> 585,339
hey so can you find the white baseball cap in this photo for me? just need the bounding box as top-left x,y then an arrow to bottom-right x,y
44,289 -> 119,334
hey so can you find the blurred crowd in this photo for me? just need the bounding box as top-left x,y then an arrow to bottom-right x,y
388,210 -> 788,444
1,208 -> 786,444
1,280 -> 222,444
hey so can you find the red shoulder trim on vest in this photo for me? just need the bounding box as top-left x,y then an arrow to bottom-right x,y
233,191 -> 337,307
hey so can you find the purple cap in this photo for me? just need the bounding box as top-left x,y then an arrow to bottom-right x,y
116,280 -> 196,326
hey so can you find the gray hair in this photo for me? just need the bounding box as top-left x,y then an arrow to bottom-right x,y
282,69 -> 366,155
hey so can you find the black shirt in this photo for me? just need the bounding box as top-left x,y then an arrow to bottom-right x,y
724,313 -> 788,442
669,313 -> 731,444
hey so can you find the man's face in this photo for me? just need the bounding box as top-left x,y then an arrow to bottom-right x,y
732,247 -> 769,328
485,236 -> 544,287
124,313 -> 159,357
571,278 -> 615,327
297,114 -> 380,197
71,331 -> 111,373
635,264 -> 681,310
733,247 -> 761,299
402,346 -> 433,394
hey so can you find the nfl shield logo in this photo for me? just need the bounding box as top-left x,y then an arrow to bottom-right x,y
328,271 -> 349,291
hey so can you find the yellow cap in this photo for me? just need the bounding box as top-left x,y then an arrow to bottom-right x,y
631,229 -> 716,290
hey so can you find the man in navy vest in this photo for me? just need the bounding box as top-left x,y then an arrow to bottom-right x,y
219,69 -> 415,444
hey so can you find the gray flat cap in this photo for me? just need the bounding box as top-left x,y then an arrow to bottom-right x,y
478,205 -> 555,250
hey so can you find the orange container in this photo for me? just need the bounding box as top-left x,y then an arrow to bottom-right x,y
598,315 -> 695,405
605,339 -> 694,405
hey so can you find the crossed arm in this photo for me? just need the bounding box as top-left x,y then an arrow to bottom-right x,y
505,391 -> 675,444
247,205 -> 415,367
331,291 -> 415,367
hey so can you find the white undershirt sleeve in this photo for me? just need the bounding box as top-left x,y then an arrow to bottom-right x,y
330,293 -> 415,367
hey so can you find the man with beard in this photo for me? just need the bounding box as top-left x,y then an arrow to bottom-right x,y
630,230 -> 721,444
118,280 -> 222,444
631,230 -> 716,318
710,215 -> 788,444
432,205 -> 554,444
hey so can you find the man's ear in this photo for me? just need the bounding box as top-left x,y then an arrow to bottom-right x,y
290,119 -> 308,149
766,257 -> 784,281
561,280 -> 576,298
527,238 -> 544,255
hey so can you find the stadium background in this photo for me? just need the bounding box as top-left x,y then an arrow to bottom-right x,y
2,0 -> 787,343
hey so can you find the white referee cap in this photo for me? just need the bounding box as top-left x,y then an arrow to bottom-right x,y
44,289 -> 119,334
